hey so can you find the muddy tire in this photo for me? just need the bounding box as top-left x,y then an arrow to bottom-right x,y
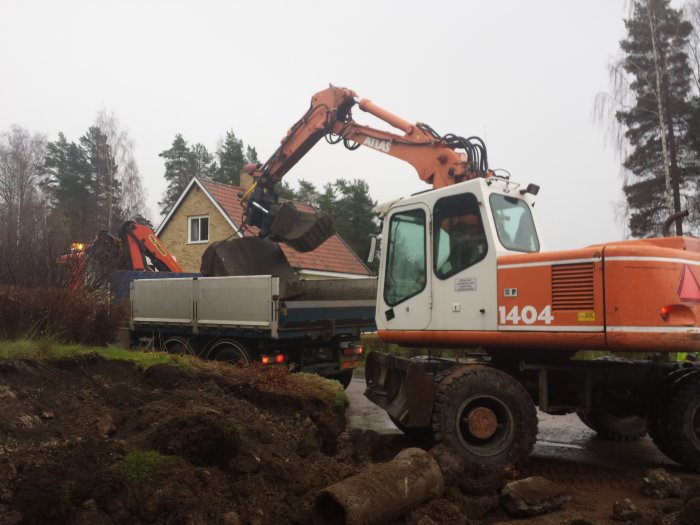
432,367 -> 537,466
207,339 -> 251,365
648,368 -> 699,464
576,392 -> 647,442
662,374 -> 700,472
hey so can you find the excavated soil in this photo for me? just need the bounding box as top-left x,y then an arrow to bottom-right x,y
1,355 -> 699,525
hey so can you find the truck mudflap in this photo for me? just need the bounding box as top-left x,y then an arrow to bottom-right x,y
364,352 -> 455,428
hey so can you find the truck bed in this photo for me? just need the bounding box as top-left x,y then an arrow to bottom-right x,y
129,275 -> 377,339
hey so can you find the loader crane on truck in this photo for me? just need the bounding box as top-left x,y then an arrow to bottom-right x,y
58,220 -> 183,292
241,85 -> 700,471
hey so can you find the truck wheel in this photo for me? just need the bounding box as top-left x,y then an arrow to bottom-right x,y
330,369 -> 353,389
162,336 -> 195,356
661,373 -> 700,471
576,391 -> 647,441
207,340 -> 251,365
432,367 -> 537,466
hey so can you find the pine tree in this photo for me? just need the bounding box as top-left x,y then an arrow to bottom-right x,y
616,0 -> 698,236
80,126 -> 121,231
189,143 -> 217,179
215,130 -> 246,186
158,134 -> 192,215
43,133 -> 93,240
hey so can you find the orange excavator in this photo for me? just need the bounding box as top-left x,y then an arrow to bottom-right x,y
59,221 -> 182,292
240,85 -> 700,471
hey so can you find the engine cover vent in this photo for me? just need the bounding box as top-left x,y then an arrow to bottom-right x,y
551,263 -> 595,310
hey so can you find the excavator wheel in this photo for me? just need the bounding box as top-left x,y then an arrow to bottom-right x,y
656,370 -> 700,471
432,367 -> 537,466
648,367 -> 700,464
575,390 -> 647,442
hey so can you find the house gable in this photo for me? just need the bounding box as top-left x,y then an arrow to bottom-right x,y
157,183 -> 236,272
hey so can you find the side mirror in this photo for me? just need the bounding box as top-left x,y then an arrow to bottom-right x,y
367,236 -> 378,264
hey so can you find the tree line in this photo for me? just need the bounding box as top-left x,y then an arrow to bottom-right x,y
599,0 -> 700,237
0,111 -> 146,287
1,0 -> 698,289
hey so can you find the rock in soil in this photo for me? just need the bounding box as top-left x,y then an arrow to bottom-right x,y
642,468 -> 685,499
612,498 -> 640,521
500,476 -> 571,517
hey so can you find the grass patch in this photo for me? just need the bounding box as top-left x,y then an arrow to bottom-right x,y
293,372 -> 349,408
0,339 -> 191,369
120,450 -> 164,483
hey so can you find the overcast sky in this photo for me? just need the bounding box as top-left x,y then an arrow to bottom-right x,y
1,0 -> 652,250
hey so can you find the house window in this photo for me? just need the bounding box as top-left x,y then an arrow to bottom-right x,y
189,216 -> 209,243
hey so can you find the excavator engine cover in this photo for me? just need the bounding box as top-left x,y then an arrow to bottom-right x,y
200,237 -> 303,299
269,202 -> 335,253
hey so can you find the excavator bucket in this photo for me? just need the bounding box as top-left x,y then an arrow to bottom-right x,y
269,202 -> 335,253
200,237 -> 303,299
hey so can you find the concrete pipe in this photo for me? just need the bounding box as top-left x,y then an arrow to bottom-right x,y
313,447 -> 444,525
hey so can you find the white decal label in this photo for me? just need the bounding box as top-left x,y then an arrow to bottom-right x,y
504,288 -> 518,297
498,305 -> 554,325
455,277 -> 477,292
363,137 -> 391,153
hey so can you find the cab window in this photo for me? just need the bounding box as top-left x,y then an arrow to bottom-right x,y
384,209 -> 426,306
489,194 -> 539,252
434,193 -> 487,279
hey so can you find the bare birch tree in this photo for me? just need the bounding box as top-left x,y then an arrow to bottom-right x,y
94,109 -> 147,226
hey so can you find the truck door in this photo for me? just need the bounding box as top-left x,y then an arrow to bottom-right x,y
377,203 -> 432,330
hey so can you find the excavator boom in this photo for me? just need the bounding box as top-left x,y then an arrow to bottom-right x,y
240,85 -> 490,252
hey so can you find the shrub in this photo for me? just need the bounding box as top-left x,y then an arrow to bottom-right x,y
120,450 -> 163,483
0,286 -> 127,345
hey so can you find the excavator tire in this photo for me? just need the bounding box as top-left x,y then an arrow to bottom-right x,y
656,370 -> 700,471
648,367 -> 700,464
269,202 -> 335,253
432,366 -> 537,466
575,390 -> 647,442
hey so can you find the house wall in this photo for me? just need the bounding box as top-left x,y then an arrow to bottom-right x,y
158,185 -> 234,272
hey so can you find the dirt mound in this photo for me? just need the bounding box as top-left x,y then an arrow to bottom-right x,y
3,355 -> 700,525
0,356 -> 354,524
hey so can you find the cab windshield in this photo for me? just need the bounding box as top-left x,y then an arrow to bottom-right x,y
489,194 -> 539,252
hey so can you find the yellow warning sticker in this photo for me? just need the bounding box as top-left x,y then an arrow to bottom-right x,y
578,311 -> 596,322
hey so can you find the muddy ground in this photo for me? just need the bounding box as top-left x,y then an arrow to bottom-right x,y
1,355 -> 699,525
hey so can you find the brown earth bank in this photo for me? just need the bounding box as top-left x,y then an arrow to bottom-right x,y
0,355 -> 699,525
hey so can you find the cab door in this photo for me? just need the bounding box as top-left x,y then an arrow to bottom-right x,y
376,203 -> 432,331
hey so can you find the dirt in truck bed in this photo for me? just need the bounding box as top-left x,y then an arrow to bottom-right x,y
1,356 -> 699,525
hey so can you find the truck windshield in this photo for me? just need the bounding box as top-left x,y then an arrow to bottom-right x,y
489,194 -> 539,253
384,209 -> 426,306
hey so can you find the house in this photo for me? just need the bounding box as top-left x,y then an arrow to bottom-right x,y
155,177 -> 372,279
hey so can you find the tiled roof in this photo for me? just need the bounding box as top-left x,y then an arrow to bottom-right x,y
198,178 -> 371,276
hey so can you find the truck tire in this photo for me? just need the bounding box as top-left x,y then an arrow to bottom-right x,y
660,372 -> 700,471
162,336 -> 195,356
206,339 -> 251,365
432,367 -> 537,466
576,391 -> 647,441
